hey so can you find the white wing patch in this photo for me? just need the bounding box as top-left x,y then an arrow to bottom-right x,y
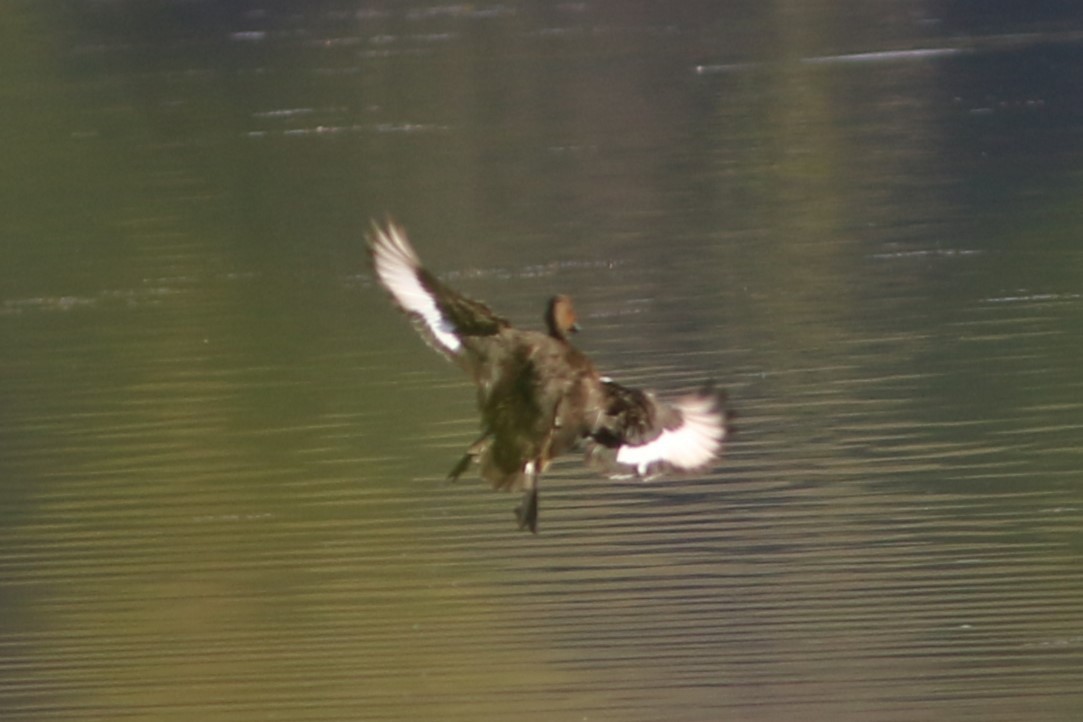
369,222 -> 462,355
615,393 -> 726,476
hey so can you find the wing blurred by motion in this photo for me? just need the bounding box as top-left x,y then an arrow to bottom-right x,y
587,381 -> 729,480
367,220 -> 508,360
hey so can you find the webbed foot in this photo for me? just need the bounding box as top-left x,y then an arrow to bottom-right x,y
447,434 -> 491,482
447,453 -> 473,482
514,486 -> 539,534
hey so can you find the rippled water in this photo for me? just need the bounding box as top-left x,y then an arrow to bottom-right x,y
3,3 -> 1083,721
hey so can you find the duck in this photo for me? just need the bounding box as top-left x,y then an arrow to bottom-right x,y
367,220 -> 729,532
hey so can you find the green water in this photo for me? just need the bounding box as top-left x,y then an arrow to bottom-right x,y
3,3 -> 1083,721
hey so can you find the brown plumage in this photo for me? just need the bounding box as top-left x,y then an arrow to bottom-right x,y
368,220 -> 729,532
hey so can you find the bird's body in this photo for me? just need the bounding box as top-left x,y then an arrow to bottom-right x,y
368,221 -> 728,532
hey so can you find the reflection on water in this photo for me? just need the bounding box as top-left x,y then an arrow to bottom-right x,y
3,3 -> 1083,721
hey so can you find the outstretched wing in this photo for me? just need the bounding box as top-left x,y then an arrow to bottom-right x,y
586,381 -> 729,480
367,220 -> 508,360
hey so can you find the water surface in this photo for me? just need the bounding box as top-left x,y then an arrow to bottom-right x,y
3,3 -> 1083,721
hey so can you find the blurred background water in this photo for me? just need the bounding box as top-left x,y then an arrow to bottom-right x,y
2,2 -> 1083,720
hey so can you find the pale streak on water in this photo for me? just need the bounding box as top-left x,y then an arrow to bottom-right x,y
3,4 -> 1083,722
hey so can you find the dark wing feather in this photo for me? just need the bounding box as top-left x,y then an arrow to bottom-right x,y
416,267 -> 507,338
587,380 -> 728,480
368,220 -> 508,360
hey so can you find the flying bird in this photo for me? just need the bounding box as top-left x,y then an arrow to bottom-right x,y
368,220 -> 729,532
